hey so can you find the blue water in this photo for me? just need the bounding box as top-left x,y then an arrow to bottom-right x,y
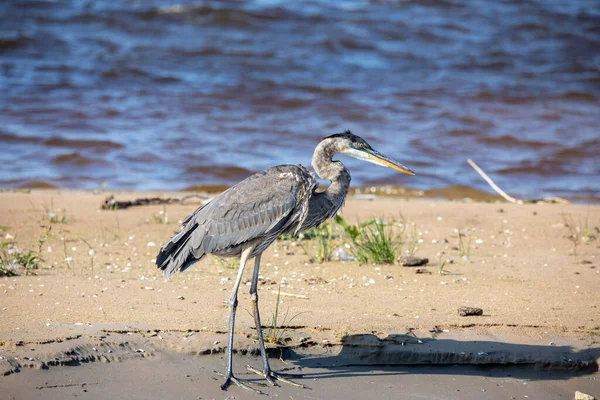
1,0 -> 599,202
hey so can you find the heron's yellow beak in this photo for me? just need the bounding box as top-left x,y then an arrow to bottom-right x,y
366,149 -> 415,176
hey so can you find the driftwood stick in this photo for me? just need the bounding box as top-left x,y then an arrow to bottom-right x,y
272,291 -> 309,299
467,159 -> 523,204
101,194 -> 208,210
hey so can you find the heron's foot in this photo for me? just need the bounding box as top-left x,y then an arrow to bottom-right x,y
246,365 -> 306,389
215,370 -> 265,394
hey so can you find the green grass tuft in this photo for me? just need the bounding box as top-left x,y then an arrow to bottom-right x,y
0,243 -> 41,276
336,215 -> 400,264
352,219 -> 399,264
265,283 -> 308,345
0,227 -> 51,276
280,215 -> 411,265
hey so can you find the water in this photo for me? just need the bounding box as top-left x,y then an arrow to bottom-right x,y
1,0 -> 599,202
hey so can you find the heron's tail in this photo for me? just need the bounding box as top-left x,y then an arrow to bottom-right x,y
156,222 -> 203,279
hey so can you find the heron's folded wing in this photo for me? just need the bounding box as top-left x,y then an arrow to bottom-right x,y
187,165 -> 316,255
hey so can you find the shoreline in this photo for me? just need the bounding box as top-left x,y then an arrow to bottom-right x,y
4,183 -> 599,205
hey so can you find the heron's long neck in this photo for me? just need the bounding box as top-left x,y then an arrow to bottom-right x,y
311,140 -> 351,211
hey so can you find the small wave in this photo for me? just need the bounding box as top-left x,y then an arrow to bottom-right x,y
551,91 -> 598,102
513,22 -> 552,34
447,129 -> 479,137
185,165 -> 254,181
553,139 -> 600,159
101,67 -> 180,84
1,30 -> 68,55
250,94 -> 313,110
539,112 -> 562,121
51,152 -> 108,167
456,115 -> 491,126
474,91 -> 540,105
141,4 -> 299,27
103,108 -> 121,118
0,36 -> 27,50
44,137 -> 123,152
35,64 -> 76,73
478,135 -> 552,149
414,28 -> 452,43
438,23 -> 470,34
122,152 -> 162,163
371,0 -> 465,9
451,58 -> 514,72
17,180 -> 60,190
171,46 -> 275,59
291,84 -> 352,96
496,160 -> 569,176
323,38 -> 378,53
409,138 -> 449,158
476,60 -> 514,71
153,3 -> 294,20
171,46 -> 222,57
424,185 -> 500,201
0,131 -> 42,145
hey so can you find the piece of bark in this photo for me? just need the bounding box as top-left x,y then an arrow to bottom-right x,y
400,256 -> 429,267
458,306 -> 483,317
101,194 -> 206,210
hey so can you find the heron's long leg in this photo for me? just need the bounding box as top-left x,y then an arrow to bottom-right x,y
220,247 -> 259,393
248,254 -> 306,389
249,254 -> 271,378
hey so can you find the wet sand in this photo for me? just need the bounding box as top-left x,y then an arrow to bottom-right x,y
3,354 -> 599,400
0,190 -> 599,398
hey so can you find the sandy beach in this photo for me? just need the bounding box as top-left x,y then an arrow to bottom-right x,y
1,190 -> 598,399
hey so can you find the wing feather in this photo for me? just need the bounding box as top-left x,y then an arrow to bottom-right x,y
156,165 -> 317,278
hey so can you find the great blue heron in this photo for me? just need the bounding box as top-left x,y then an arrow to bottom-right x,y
156,131 -> 414,392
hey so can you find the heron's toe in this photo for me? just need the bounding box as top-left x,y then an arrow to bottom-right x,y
246,365 -> 307,389
215,370 -> 265,394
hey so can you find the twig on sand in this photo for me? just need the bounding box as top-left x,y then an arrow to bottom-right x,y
272,291 -> 309,299
101,194 -> 208,210
467,159 -> 523,204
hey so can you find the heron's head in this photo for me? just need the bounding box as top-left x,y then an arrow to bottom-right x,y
323,131 -> 415,176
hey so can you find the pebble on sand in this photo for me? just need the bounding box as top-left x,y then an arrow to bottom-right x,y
400,256 -> 429,267
458,306 -> 483,317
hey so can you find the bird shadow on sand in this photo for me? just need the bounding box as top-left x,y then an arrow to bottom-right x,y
281,333 -> 600,383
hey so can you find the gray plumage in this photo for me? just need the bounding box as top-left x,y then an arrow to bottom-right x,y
155,131 -> 414,392
156,164 -> 317,278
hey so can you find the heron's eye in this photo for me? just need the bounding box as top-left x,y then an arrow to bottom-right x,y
357,142 -> 366,149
